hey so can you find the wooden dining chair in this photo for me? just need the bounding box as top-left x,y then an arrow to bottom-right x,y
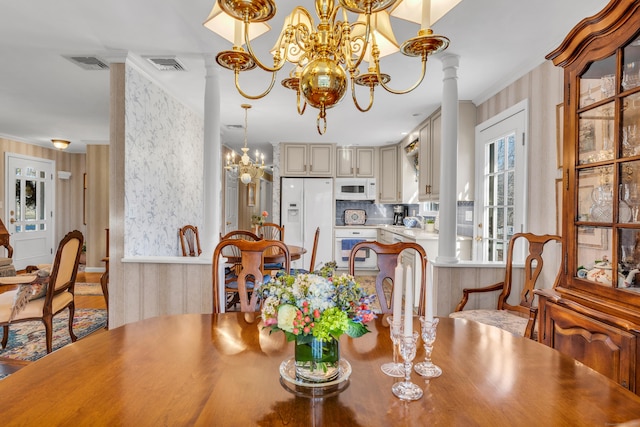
0,230 -> 84,353
212,239 -> 291,313
258,223 -> 285,241
179,225 -> 202,257
291,227 -> 320,274
450,232 -> 562,339
348,241 -> 427,316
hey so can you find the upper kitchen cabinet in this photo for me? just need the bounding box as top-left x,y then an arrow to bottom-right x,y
418,110 -> 441,201
418,101 -> 476,202
537,0 -> 640,394
379,145 -> 400,203
336,147 -> 376,178
281,143 -> 335,177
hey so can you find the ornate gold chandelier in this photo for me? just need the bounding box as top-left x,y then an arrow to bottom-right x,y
225,104 -> 265,185
204,0 -> 449,135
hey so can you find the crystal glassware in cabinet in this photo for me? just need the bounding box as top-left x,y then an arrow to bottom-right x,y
623,40 -> 640,92
578,54 -> 616,109
577,103 -> 615,165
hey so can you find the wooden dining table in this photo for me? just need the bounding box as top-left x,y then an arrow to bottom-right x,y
223,244 -> 306,265
1,314 -> 640,426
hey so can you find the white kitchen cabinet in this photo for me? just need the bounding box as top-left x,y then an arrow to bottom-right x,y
378,145 -> 399,203
418,111 -> 441,201
281,143 -> 335,177
336,147 -> 375,178
418,102 -> 476,202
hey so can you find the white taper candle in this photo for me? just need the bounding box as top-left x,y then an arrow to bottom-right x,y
425,263 -> 434,322
393,263 -> 403,328
404,265 -> 413,337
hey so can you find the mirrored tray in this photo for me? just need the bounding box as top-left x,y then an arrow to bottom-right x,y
279,358 -> 351,397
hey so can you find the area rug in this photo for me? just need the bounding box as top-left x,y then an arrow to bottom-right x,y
75,282 -> 104,296
0,308 -> 107,364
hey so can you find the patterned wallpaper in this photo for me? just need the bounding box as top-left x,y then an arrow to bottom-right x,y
124,64 -> 204,256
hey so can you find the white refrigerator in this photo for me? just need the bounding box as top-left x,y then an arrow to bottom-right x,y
281,177 -> 334,271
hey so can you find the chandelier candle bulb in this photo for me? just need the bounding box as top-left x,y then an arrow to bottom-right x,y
404,265 -> 413,337
421,0 -> 431,29
393,263 -> 403,329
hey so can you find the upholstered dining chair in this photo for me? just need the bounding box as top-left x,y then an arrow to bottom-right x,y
449,232 -> 562,339
179,225 -> 202,257
0,230 -> 84,353
348,241 -> 428,316
212,239 -> 291,313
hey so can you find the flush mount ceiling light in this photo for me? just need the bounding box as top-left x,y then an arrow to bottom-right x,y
204,0 -> 449,135
51,139 -> 71,150
224,104 -> 265,185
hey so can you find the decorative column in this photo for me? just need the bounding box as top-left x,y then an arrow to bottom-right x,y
202,55 -> 222,257
436,54 -> 460,263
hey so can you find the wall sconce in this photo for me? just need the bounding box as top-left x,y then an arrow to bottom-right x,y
51,139 -> 71,150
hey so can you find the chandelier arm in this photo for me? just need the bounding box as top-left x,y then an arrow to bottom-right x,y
350,77 -> 374,112
377,56 -> 427,95
296,90 -> 307,115
243,18 -> 287,73
234,70 -> 278,100
344,19 -> 371,73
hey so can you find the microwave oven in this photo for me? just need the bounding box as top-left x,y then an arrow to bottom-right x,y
335,178 -> 376,201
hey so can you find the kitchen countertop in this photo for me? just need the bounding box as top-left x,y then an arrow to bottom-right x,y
335,224 -> 471,240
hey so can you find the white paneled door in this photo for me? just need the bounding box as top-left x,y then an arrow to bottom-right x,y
5,153 -> 55,270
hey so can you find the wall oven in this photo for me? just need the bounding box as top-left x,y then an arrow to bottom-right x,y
335,228 -> 378,270
335,178 -> 376,201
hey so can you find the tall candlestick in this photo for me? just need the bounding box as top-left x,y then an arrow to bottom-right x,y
404,265 -> 413,337
393,263 -> 403,328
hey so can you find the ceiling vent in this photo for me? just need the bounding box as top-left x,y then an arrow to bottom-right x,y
64,56 -> 109,70
144,56 -> 186,71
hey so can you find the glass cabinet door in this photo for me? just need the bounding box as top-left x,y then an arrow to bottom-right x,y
573,31 -> 640,292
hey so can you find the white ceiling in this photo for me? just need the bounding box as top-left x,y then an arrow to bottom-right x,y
0,0 -> 609,163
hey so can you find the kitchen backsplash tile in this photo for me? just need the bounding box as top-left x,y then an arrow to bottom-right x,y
335,200 -> 475,238
335,201 -> 419,226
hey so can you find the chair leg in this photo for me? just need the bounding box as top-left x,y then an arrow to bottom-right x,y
1,325 -> 8,348
43,314 -> 53,354
68,304 -> 77,343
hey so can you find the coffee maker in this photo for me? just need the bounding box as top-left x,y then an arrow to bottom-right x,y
393,205 -> 407,225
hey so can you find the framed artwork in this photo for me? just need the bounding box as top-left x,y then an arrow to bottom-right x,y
555,178 -> 563,235
247,182 -> 256,206
83,173 -> 87,226
578,226 -> 608,249
556,103 -> 564,169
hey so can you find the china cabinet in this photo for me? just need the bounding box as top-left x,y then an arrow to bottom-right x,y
336,147 -> 376,178
281,143 -> 335,177
537,0 -> 640,394
378,145 -> 400,202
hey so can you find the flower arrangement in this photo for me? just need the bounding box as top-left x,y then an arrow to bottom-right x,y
257,269 -> 376,342
251,210 -> 269,226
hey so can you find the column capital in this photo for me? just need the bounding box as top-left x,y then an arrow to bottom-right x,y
440,54 -> 460,71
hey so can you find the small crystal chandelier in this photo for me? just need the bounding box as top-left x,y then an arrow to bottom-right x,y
204,0 -> 449,135
225,104 -> 265,185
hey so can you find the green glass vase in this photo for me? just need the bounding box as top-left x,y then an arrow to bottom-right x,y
294,335 -> 340,383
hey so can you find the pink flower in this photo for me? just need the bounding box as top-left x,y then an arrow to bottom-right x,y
262,211 -> 269,218
264,317 -> 278,326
